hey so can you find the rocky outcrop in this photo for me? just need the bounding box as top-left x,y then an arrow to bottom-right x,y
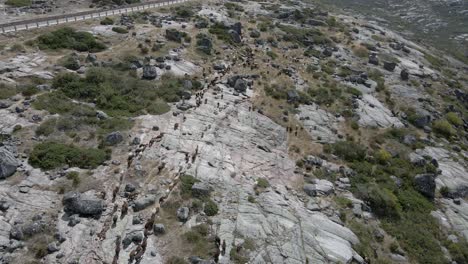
62,192 -> 104,217
414,174 -> 436,199
142,65 -> 158,80
0,147 -> 19,179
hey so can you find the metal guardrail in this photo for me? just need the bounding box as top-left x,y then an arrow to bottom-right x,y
0,0 -> 189,33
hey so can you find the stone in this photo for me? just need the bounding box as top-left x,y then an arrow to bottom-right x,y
234,78 -> 248,93
131,137 -> 141,145
191,182 -> 212,198
177,207 -> 189,222
0,100 -> 11,109
368,55 -> 379,65
142,65 -> 158,80
287,90 -> 299,103
400,69 -> 409,80
62,192 -> 104,217
383,61 -> 397,72
250,30 -> 260,38
68,214 -> 81,226
414,174 -> 436,199
10,226 -> 23,240
96,110 -> 108,120
133,195 -> 157,211
0,200 -> 10,211
153,223 -> 166,235
47,242 -> 60,254
105,132 -> 123,146
303,180 -> 334,197
123,231 -> 144,248
86,53 -> 97,63
125,183 -> 136,193
0,147 -> 19,179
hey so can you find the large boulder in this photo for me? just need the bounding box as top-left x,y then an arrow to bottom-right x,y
368,55 -> 379,65
383,61 -> 397,72
62,192 -> 104,217
0,147 -> 19,179
304,180 -> 334,196
229,30 -> 242,43
191,182 -> 211,198
231,22 -> 242,36
177,207 -> 189,222
105,131 -> 123,146
133,195 -> 157,211
400,69 -> 409,80
142,65 -> 158,80
196,34 -> 213,55
414,174 -> 436,199
234,78 -> 248,93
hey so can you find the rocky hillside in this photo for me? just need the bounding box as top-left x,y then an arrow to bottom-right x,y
0,0 -> 467,263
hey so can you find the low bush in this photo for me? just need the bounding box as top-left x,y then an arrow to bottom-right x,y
100,17 -> 114,25
330,141 -> 366,162
112,27 -> 129,34
204,199 -> 218,216
35,118 -> 57,136
432,119 -> 455,138
66,171 -> 81,186
51,68 -> 178,117
37,27 -> 106,52
5,0 -> 31,7
180,174 -> 199,197
0,83 -> 17,99
29,142 -> 110,170
256,178 -> 270,188
446,112 -> 463,126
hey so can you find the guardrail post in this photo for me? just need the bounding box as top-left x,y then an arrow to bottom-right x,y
1,27 -> 4,33
14,26 -> 17,32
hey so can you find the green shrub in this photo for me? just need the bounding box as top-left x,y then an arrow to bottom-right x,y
29,142 -> 109,170
0,83 -> 17,99
100,17 -> 114,25
166,256 -> 188,264
224,2 -> 244,11
10,43 -> 26,52
37,27 -> 106,52
112,27 -> 128,34
175,6 -> 194,17
266,51 -> 278,60
60,55 -> 81,70
350,121 -> 359,130
66,171 -> 81,186
376,149 -> 392,164
209,23 -> 238,45
5,0 -> 31,7
180,174 -> 199,196
446,112 -> 463,126
50,68 -> 177,117
20,85 -> 39,97
36,118 -> 57,136
424,53 -> 445,69
204,199 -> 218,216
347,87 -> 362,96
256,178 -> 270,188
353,45 -> 369,58
432,119 -> 455,138
357,184 -> 401,218
330,141 -> 366,162
335,196 -> 353,208
247,195 -> 256,203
